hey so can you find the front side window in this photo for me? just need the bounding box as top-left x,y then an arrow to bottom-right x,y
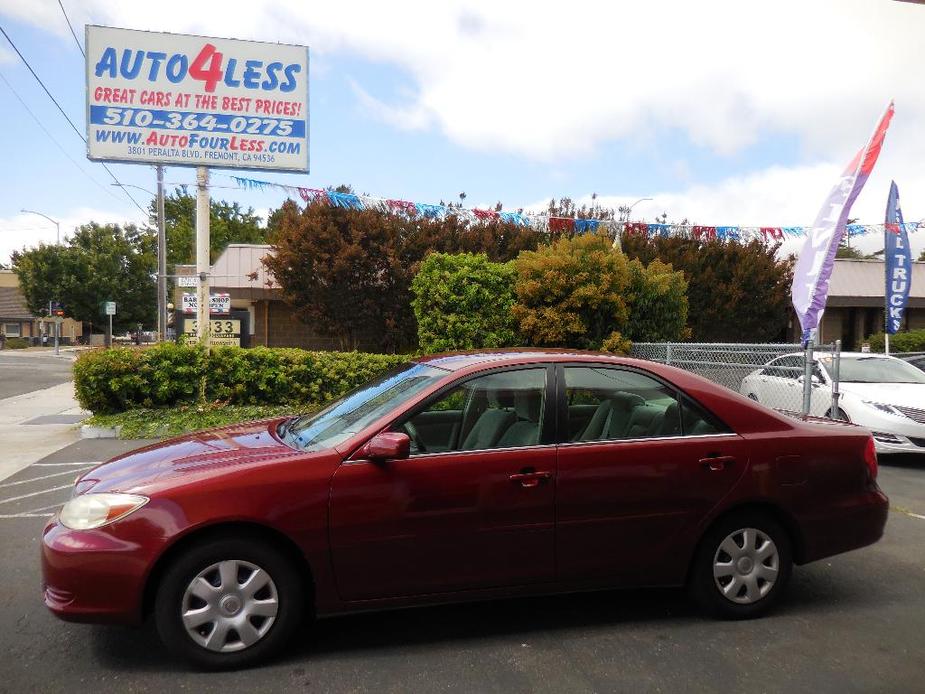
564,366 -> 727,441
396,368 -> 547,454
282,362 -> 449,452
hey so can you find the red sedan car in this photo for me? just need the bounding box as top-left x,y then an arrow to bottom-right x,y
42,350 -> 888,668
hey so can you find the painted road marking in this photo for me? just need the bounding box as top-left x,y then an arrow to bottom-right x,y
32,462 -> 102,467
0,466 -> 95,489
892,505 -> 925,521
0,484 -> 73,506
0,513 -> 53,519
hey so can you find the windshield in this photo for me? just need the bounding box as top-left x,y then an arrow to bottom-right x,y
280,362 -> 449,452
818,356 -> 925,384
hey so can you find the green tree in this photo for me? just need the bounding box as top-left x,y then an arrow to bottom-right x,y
411,252 -> 518,353
9,243 -> 69,317
13,223 -> 156,332
621,234 -> 792,342
512,233 -> 631,349
156,188 -> 267,266
263,190 -> 543,352
624,258 -> 690,342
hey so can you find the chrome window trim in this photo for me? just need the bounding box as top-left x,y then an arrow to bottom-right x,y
557,432 -> 739,449
344,442 -> 559,464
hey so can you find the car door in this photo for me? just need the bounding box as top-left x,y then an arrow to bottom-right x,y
753,356 -> 799,410
328,366 -> 557,601
555,365 -> 748,586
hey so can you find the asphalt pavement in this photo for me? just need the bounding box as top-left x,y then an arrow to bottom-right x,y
1,438 -> 923,694
0,350 -> 76,400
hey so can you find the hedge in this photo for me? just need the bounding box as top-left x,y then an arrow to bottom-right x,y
867,328 -> 925,353
1,337 -> 30,349
74,343 -> 407,414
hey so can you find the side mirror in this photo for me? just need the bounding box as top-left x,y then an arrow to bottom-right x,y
797,374 -> 822,387
362,432 -> 410,461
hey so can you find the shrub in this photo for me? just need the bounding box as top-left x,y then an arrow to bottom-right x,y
624,258 -> 690,342
2,337 -> 30,349
74,343 -> 407,414
512,232 -> 631,350
411,252 -> 518,353
867,328 -> 925,353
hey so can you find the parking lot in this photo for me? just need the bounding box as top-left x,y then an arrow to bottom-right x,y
1,440 -> 924,694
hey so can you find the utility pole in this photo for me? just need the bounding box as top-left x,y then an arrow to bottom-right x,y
196,167 -> 211,350
156,165 -> 167,342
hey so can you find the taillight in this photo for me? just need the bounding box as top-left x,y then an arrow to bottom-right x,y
863,436 -> 878,482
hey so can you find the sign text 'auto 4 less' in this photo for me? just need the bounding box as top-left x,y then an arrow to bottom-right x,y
85,26 -> 309,172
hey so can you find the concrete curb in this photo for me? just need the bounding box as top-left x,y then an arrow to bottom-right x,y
80,424 -> 122,439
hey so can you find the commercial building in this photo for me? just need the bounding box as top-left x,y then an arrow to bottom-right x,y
0,270 -> 82,345
172,244 -> 357,350
788,259 -> 925,349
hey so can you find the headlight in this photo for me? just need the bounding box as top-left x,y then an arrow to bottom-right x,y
58,493 -> 149,530
862,401 -> 903,417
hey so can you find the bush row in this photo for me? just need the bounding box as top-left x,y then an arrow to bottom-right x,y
866,328 -> 925,353
74,343 -> 407,414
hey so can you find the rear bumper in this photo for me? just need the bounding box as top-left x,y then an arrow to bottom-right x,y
799,488 -> 889,564
41,519 -> 147,625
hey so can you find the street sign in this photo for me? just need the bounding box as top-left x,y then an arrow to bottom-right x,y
182,292 -> 231,314
176,276 -> 199,287
104,301 -> 116,316
85,26 -> 310,172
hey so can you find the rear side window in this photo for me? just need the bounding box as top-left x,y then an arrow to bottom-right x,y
564,367 -> 682,441
564,366 -> 729,441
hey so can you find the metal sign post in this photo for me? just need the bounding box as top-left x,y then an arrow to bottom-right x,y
157,165 -> 167,342
196,167 -> 211,350
801,338 -> 814,418
831,339 -> 842,418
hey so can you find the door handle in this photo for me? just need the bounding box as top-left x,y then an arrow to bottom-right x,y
699,455 -> 736,471
509,470 -> 552,488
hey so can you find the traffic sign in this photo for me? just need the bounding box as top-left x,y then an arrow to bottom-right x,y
104,301 -> 116,316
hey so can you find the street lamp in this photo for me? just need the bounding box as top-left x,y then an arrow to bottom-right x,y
627,197 -> 652,219
20,209 -> 60,245
19,209 -> 61,354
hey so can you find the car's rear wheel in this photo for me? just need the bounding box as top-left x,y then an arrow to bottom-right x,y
154,537 -> 304,669
689,512 -> 792,619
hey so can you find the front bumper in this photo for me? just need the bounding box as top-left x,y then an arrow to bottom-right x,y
871,431 -> 925,455
41,518 -> 150,625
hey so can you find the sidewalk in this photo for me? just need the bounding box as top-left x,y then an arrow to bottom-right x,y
0,382 -> 86,482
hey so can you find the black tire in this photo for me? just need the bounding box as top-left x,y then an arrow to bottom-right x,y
689,511 -> 792,619
747,393 -> 759,402
154,537 -> 305,669
827,407 -> 850,422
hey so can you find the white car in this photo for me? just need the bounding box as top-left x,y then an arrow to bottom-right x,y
740,352 -> 925,454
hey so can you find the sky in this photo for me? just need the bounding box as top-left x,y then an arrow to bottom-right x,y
1,0 -> 925,264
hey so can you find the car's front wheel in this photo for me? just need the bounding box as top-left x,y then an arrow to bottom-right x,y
689,512 -> 792,619
154,537 -> 304,669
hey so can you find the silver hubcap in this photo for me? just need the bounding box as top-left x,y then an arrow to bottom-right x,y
181,559 -> 279,653
713,527 -> 779,605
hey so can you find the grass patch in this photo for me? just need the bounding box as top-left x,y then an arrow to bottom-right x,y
84,403 -> 313,439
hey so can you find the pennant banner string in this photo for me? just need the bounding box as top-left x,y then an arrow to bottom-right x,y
176,174 -> 925,243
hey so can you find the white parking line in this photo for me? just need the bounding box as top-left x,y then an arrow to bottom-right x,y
0,484 -> 72,506
0,466 -> 94,489
32,462 -> 101,467
0,512 -> 53,519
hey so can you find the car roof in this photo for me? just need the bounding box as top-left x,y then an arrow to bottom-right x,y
414,348 -> 636,371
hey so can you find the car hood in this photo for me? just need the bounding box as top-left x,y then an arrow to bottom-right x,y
76,418 -> 304,495
838,382 -> 925,409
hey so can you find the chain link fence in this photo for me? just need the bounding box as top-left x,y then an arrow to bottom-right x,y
631,342 -> 842,418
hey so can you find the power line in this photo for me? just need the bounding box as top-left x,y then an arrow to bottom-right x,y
0,23 -> 148,217
57,0 -> 84,58
0,69 -> 121,202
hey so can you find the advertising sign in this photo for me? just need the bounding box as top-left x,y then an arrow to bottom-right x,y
86,26 -> 309,172
182,318 -> 241,347
182,293 -> 231,314
884,181 -> 912,334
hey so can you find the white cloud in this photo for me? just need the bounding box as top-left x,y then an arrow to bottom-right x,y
4,0 -> 925,230
0,208 -> 147,264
